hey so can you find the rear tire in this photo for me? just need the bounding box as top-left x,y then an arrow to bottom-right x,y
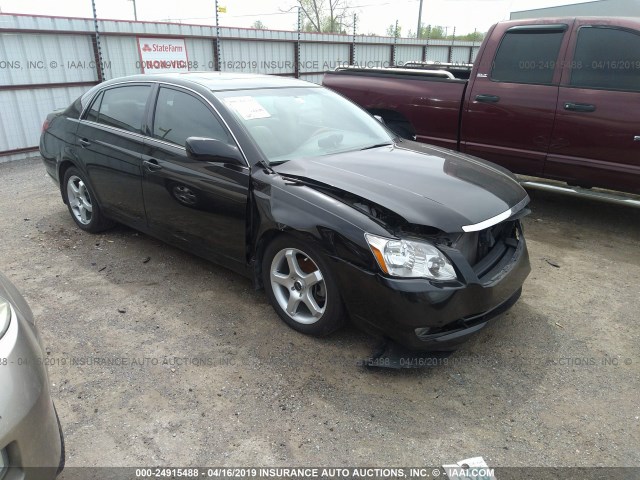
62,167 -> 114,232
54,403 -> 65,475
262,235 -> 345,336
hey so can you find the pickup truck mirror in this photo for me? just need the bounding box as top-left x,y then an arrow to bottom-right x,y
185,137 -> 244,165
373,115 -> 385,124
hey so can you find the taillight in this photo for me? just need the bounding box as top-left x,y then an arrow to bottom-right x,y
42,119 -> 50,133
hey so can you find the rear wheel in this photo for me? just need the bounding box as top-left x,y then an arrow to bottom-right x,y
63,167 -> 114,232
262,236 -> 345,336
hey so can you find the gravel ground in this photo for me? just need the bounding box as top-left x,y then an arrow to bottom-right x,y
1,158 -> 638,469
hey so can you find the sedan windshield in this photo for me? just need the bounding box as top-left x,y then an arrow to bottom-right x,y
214,87 -> 393,164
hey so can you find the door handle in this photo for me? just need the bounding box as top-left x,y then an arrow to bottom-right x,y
143,159 -> 163,172
475,94 -> 500,103
564,102 -> 596,112
78,138 -> 91,147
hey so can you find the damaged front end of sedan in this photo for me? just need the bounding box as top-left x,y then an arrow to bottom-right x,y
248,150 -> 531,358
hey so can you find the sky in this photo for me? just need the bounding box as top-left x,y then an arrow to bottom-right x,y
0,0 -> 595,36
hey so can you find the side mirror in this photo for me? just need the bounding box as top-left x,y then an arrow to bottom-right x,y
373,115 -> 385,124
185,137 -> 244,165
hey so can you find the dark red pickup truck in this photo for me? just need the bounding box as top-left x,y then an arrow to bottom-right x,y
323,17 -> 640,196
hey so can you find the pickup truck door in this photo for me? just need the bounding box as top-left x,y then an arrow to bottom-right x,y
546,20 -> 640,194
461,23 -> 572,176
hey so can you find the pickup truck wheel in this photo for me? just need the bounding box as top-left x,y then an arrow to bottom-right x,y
63,167 -> 114,233
262,236 -> 345,336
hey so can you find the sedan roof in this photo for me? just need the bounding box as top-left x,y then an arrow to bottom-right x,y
111,72 -> 317,91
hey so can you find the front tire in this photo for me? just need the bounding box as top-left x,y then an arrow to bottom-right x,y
262,235 -> 345,336
63,167 -> 114,232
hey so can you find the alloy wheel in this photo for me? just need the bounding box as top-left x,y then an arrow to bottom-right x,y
270,248 -> 327,324
66,175 -> 93,225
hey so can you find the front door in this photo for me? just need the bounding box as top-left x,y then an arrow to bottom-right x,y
141,85 -> 250,270
461,23 -> 571,176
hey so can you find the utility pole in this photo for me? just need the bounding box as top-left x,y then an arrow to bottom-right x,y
129,0 -> 138,21
417,0 -> 423,39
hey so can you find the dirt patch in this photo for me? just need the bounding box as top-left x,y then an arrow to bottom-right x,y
1,158 -> 638,468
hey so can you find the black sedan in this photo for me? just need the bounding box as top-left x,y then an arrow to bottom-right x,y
40,72 -> 530,351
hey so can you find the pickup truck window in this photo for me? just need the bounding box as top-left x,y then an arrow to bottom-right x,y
491,30 -> 565,85
570,27 -> 640,92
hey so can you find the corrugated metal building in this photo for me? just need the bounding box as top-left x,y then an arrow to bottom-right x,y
511,0 -> 640,19
0,13 -> 481,161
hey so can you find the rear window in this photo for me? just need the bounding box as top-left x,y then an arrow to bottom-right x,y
491,28 -> 565,84
570,27 -> 640,92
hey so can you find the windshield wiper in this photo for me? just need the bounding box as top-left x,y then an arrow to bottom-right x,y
268,159 -> 290,166
360,142 -> 393,151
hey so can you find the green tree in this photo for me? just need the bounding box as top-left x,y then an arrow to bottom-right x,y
458,30 -> 485,42
251,20 -> 267,29
419,25 -> 485,41
295,0 -> 352,33
386,23 -> 401,37
423,25 -> 446,39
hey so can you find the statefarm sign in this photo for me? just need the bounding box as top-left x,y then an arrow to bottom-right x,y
137,38 -> 189,73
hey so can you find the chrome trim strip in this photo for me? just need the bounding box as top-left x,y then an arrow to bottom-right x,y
80,120 -> 146,139
461,195 -> 529,232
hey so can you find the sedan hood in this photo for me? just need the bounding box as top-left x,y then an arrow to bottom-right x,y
273,142 -> 528,233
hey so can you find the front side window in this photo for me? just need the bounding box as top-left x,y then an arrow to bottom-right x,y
570,27 -> 640,92
491,28 -> 565,84
215,87 -> 392,164
152,87 -> 231,147
93,85 -> 151,134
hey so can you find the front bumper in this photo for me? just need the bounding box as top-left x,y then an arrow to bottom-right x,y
0,302 -> 63,478
333,226 -> 531,351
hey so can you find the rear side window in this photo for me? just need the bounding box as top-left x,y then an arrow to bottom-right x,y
152,87 -> 230,147
570,27 -> 640,92
491,29 -> 565,84
93,85 -> 151,134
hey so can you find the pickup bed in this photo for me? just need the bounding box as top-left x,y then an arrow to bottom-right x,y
323,17 -> 640,195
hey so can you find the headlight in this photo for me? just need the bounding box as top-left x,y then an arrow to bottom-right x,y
0,297 -> 10,340
365,233 -> 457,281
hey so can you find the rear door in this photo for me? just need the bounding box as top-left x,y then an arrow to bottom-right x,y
141,85 -> 250,270
461,23 -> 571,175
546,20 -> 640,194
75,83 -> 152,227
